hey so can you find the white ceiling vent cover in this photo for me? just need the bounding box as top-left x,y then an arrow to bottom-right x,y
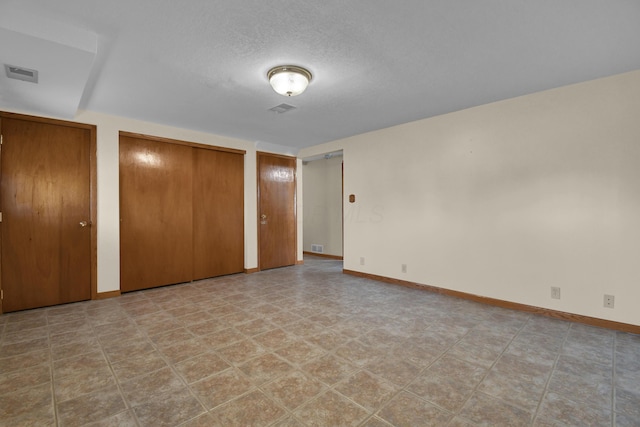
5,64 -> 38,83
269,103 -> 296,114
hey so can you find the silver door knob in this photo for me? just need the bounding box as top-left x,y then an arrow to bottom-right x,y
261,214 -> 267,220
79,221 -> 89,227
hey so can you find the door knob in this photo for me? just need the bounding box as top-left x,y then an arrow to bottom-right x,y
79,221 -> 89,227
261,214 -> 267,220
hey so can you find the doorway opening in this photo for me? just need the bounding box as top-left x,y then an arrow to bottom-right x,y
302,150 -> 344,262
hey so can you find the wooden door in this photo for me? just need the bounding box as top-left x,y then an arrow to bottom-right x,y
1,116 -> 92,312
120,135 -> 193,292
258,152 -> 296,270
193,148 -> 244,279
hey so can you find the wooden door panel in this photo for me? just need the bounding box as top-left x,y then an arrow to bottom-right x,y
119,136 -> 193,291
193,149 -> 244,279
1,118 -> 91,312
258,152 -> 296,270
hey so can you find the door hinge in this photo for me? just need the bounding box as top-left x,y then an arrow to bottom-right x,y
0,212 -> 2,222
1,289 -> 3,300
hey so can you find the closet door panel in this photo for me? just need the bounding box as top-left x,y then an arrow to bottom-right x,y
193,148 -> 244,279
120,136 -> 193,291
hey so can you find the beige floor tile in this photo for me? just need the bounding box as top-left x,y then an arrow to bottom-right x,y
616,387 -> 640,418
301,353 -> 358,386
335,339 -> 384,367
190,368 -> 255,409
0,337 -> 49,358
294,390 -> 370,427
149,327 -> 196,348
262,370 -> 326,410
335,370 -> 398,412
57,384 -> 127,427
459,392 -> 533,426
234,318 -> 276,337
174,351 -> 230,384
364,357 -> 422,388
271,415 -> 308,427
0,363 -> 50,395
0,349 -> 50,375
102,337 -> 155,363
238,353 -> 294,385
304,329 -> 351,351
254,328 -> 297,350
199,327 -> 245,349
159,338 -> 209,363
446,339 -> 505,368
217,338 -> 268,365
377,390 -> 453,426
426,355 -> 488,386
110,350 -> 168,382
546,370 -> 612,407
53,351 -> 110,379
84,410 -> 138,426
210,390 -> 286,426
187,319 -> 226,336
54,366 -> 118,403
51,337 -> 101,360
477,369 -> 546,412
275,340 -> 325,365
407,370 -> 476,412
131,387 -> 205,427
488,353 -> 552,387
120,367 -> 186,407
0,381 -> 53,420
536,392 -> 612,426
361,416 -> 394,427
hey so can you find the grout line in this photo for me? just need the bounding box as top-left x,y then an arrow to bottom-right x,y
531,321 -> 572,425
95,303 -> 142,427
46,310 -> 60,427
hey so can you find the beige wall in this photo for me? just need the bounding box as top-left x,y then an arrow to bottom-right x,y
303,156 -> 343,257
300,70 -> 640,326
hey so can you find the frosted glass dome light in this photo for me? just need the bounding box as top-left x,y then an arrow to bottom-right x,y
268,65 -> 312,97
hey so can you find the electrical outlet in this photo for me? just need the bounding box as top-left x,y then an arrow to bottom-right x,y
360,257 -> 365,266
551,287 -> 561,300
604,294 -> 615,308
401,264 -> 407,273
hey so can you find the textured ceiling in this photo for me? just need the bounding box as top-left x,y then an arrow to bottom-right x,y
1,0 -> 639,152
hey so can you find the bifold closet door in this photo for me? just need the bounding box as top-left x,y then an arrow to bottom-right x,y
120,135 -> 193,292
193,148 -> 244,280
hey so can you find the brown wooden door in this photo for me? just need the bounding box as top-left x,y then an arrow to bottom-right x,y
1,117 -> 92,312
193,148 -> 244,279
120,135 -> 193,292
258,152 -> 296,270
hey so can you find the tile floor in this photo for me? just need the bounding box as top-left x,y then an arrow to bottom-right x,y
1,256 -> 639,426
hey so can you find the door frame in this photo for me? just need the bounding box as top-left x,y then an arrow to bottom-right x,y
256,151 -> 298,271
0,111 -> 97,315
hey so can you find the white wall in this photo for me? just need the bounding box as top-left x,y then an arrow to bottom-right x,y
300,70 -> 640,326
72,111 -> 258,293
303,157 -> 343,256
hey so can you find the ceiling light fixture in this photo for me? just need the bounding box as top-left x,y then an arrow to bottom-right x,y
267,65 -> 312,97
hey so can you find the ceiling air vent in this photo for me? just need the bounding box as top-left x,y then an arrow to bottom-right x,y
269,103 -> 296,114
5,64 -> 39,83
